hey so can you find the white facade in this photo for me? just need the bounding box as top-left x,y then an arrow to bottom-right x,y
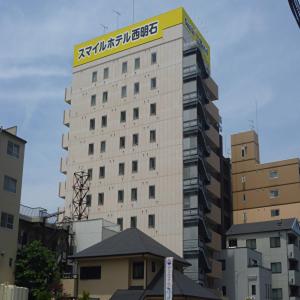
60,9 -> 223,288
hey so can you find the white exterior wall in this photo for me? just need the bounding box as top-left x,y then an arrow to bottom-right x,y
227,231 -> 291,299
72,219 -> 119,253
61,25 -> 184,255
221,247 -> 272,300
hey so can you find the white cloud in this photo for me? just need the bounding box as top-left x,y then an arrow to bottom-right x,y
0,65 -> 68,79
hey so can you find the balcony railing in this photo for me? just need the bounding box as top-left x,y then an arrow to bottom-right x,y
288,244 -> 300,261
183,64 -> 201,79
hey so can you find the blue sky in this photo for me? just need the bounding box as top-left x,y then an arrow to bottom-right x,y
0,0 -> 299,212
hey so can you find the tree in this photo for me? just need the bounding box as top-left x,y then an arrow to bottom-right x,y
15,240 -> 62,300
78,291 -> 90,300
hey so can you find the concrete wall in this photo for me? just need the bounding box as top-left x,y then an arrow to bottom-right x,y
0,129 -> 25,283
73,219 -> 119,253
77,255 -> 163,300
226,230 -> 294,299
221,247 -> 271,300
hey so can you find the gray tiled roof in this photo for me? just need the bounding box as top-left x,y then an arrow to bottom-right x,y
71,228 -> 188,265
110,290 -> 144,300
111,269 -> 220,300
226,218 -> 297,236
145,269 -> 220,299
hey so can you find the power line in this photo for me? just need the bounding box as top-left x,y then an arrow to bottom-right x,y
288,0 -> 300,28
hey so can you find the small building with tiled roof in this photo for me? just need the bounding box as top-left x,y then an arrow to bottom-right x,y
67,228 -> 220,300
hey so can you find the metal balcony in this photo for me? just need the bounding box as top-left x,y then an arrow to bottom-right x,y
199,184 -> 211,212
183,64 -> 201,81
183,238 -> 205,252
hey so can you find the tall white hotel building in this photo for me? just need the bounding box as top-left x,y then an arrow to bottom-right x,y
59,7 -> 232,290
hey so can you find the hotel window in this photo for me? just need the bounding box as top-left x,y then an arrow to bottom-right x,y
88,143 -> 94,155
132,261 -> 144,279
119,136 -> 125,149
242,194 -> 246,201
271,209 -> 280,217
132,160 -> 138,173
120,111 -> 126,123
90,94 -> 96,106
150,130 -> 156,143
272,288 -> 282,300
117,218 -> 123,231
271,262 -> 282,274
98,193 -> 104,206
228,238 -> 237,248
150,103 -> 156,116
130,216 -> 137,228
270,189 -> 279,198
92,71 -> 97,83
121,86 -> 127,98
87,168 -> 93,180
132,133 -> 139,146
0,212 -> 14,229
241,176 -> 246,183
151,52 -> 157,64
7,141 -> 20,158
270,237 -> 281,248
80,266 -> 101,280
99,166 -> 105,179
246,239 -> 256,249
149,157 -> 156,170
101,116 -> 107,128
122,61 -> 128,74
149,185 -> 155,199
133,107 -> 139,120
3,176 -> 17,193
134,57 -> 140,70
118,190 -> 124,203
148,214 -> 155,228
89,118 -> 95,130
101,115 -> 107,128
134,82 -> 140,95
131,188 -> 137,201
86,195 -> 92,207
119,163 -> 125,176
103,67 -> 109,79
100,141 -> 106,153
150,77 -> 157,90
269,170 -> 279,179
102,91 -> 108,103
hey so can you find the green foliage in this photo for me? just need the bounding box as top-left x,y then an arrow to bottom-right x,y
15,240 -> 62,300
78,291 -> 90,300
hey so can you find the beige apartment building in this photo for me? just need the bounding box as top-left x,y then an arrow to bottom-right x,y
60,7 -> 231,289
231,130 -> 300,224
0,126 -> 26,283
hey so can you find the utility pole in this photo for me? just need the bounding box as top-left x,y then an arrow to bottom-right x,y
100,24 -> 108,34
132,0 -> 135,23
113,9 -> 121,29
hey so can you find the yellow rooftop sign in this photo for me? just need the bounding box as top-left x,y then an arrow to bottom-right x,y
73,7 -> 210,73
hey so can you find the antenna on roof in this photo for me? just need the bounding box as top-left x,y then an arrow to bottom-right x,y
248,120 -> 255,131
132,0 -> 135,23
113,9 -> 121,29
100,24 -> 108,34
